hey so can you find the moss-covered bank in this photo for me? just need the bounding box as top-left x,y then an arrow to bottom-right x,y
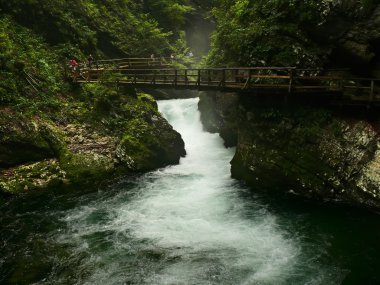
0,89 -> 185,196
199,92 -> 380,210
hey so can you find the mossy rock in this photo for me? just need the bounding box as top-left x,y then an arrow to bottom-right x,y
137,92 -> 158,109
0,113 -> 65,168
59,151 -> 116,185
0,159 -> 67,194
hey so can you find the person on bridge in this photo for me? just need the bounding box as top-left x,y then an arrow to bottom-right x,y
69,58 -> 78,70
69,58 -> 79,81
69,59 -> 73,67
87,54 -> 94,68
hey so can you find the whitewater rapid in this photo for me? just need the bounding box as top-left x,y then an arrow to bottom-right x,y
57,98 -> 344,284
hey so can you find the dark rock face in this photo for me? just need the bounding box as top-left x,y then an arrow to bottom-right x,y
198,91 -> 239,147
198,92 -> 380,210
116,114 -> 186,171
0,116 -> 57,168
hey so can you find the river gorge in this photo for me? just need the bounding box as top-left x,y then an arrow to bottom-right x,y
1,98 -> 380,284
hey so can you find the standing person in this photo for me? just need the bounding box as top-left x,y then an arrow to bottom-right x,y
69,58 -> 79,72
87,54 -> 94,68
69,58 -> 79,81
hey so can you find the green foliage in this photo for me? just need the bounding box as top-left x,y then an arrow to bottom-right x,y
0,16 -> 64,115
0,0 -> 185,57
361,0 -> 378,13
206,0 -> 338,67
143,0 -> 193,32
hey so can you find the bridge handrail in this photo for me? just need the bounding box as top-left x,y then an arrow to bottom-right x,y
96,57 -> 174,62
78,67 -> 380,81
73,65 -> 380,103
81,67 -> 296,72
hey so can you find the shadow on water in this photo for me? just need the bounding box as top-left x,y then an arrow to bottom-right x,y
235,181 -> 380,285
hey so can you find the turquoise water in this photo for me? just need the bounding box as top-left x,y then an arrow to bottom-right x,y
1,98 -> 380,284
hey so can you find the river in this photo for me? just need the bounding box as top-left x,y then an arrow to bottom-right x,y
1,98 -> 380,284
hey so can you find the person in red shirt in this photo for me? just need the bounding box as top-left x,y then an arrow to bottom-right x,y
69,58 -> 78,71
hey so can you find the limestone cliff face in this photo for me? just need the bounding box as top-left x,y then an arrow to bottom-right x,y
199,92 -> 380,210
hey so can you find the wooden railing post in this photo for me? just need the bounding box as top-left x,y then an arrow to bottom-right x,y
174,69 -> 178,87
208,70 -> 211,86
152,70 -> 156,84
185,70 -> 188,85
243,69 -> 252,89
197,69 -> 201,86
370,80 -> 375,101
220,69 -> 226,87
339,78 -> 344,92
288,69 -> 293,93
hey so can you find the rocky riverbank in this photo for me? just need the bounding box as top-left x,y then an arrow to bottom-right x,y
0,91 -> 186,196
199,92 -> 380,210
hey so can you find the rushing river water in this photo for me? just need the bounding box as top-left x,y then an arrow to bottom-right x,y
1,98 -> 380,285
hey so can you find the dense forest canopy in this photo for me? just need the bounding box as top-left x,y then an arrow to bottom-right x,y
0,0 -> 183,57
207,0 -> 380,74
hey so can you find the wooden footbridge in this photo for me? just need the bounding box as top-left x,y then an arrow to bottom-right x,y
73,58 -> 380,105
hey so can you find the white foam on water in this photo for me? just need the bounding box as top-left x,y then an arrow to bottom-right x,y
57,98 -> 345,285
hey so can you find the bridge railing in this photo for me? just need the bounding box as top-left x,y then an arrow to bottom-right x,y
78,67 -> 293,87
94,57 -> 176,69
342,78 -> 380,101
74,67 -> 380,100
